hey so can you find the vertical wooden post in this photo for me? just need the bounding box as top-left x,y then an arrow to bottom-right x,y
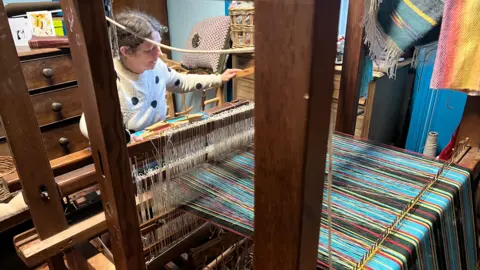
254,0 -> 340,269
457,95 -> 480,148
60,0 -> 145,269
0,1 -> 87,269
335,0 -> 365,134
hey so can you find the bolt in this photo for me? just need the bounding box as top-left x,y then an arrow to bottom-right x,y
40,191 -> 50,200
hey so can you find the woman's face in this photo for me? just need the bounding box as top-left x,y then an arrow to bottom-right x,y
121,31 -> 163,74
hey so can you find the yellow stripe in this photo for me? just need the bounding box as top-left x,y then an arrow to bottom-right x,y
452,0 -> 480,89
404,0 -> 437,25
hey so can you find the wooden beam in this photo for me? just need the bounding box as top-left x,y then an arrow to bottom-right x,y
335,0 -> 366,134
60,0 -> 145,269
254,0 -> 340,269
0,2 -> 87,269
15,213 -> 106,267
5,149 -> 93,193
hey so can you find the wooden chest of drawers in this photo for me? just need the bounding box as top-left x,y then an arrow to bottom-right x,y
233,54 -> 255,101
0,47 -> 88,160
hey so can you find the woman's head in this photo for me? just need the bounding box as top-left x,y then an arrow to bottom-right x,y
115,10 -> 165,73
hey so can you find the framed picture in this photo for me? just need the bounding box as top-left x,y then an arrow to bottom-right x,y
8,17 -> 32,46
26,11 -> 55,37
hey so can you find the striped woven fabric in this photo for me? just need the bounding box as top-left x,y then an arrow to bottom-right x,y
175,133 -> 476,269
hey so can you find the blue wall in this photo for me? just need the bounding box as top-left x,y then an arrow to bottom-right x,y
4,0 -> 51,4
167,0 -> 225,61
166,0 -> 226,112
338,0 -> 349,36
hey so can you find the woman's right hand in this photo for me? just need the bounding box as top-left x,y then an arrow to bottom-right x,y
221,69 -> 242,82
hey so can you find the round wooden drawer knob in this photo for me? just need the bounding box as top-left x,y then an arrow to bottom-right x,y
59,137 -> 70,147
51,102 -> 63,112
42,68 -> 54,78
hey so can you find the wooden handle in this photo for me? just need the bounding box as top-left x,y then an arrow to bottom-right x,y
59,137 -> 69,147
51,102 -> 63,112
42,68 -> 54,78
204,97 -> 220,106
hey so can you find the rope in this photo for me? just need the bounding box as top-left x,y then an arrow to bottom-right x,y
105,17 -> 255,55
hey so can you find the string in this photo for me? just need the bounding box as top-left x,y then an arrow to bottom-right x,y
130,103 -> 255,263
327,103 -> 335,269
105,17 -> 255,55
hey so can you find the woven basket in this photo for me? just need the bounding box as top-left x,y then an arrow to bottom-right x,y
229,6 -> 255,49
0,156 -> 15,202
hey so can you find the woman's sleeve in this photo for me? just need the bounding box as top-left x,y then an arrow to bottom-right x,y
79,113 -> 89,139
79,114 -> 131,144
165,65 -> 222,93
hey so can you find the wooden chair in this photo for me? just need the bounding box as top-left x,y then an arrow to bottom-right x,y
162,56 -> 225,117
160,18 -> 230,116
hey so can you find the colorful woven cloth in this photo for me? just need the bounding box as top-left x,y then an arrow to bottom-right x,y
430,0 -> 480,92
175,133 -> 476,269
364,0 -> 443,77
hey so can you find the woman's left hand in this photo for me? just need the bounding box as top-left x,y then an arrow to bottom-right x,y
221,69 -> 242,82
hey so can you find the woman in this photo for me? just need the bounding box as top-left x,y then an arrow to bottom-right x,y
80,10 -> 239,142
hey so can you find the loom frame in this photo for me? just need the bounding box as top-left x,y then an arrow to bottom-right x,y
10,0 -> 342,268
0,1 -> 90,269
60,0 -> 145,269
253,0 -> 340,269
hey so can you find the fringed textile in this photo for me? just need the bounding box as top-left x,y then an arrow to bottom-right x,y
364,0 -> 443,77
176,134 -> 476,270
430,0 -> 480,93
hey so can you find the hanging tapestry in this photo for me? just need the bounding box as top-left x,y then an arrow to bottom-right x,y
364,0 -> 443,77
430,0 -> 480,93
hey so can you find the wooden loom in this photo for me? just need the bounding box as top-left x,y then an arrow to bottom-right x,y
1,0 -> 479,270
0,0 -> 339,269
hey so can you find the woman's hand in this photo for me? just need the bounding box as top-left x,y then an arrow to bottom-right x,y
221,69 -> 242,82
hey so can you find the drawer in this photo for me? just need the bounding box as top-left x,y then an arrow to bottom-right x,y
236,78 -> 255,101
42,121 -> 89,160
21,54 -> 76,90
233,55 -> 255,80
31,86 -> 83,126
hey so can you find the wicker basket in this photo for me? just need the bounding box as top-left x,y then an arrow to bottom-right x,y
0,156 -> 15,203
229,6 -> 255,49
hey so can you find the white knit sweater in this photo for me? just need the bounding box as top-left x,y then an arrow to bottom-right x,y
79,58 -> 222,139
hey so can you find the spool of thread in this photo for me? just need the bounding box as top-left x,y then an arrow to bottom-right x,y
423,131 -> 438,157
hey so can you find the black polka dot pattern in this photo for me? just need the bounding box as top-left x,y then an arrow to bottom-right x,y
196,83 -> 202,90
131,97 -> 139,105
151,100 -> 158,108
175,79 -> 180,86
155,76 -> 159,84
